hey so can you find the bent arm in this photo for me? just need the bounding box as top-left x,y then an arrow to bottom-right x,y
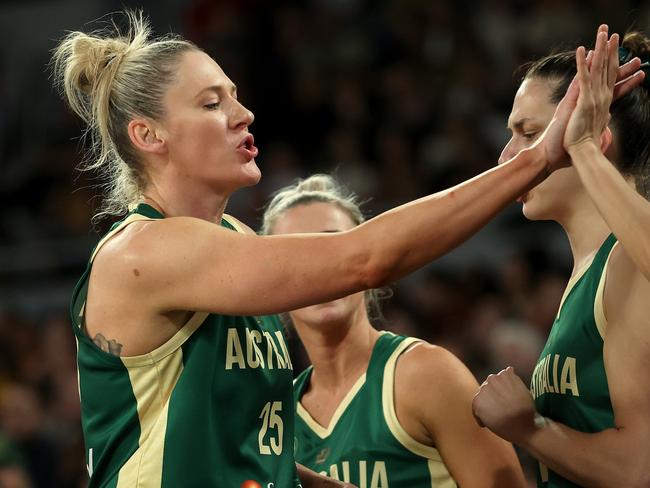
395,344 -> 526,488
131,146 -> 548,317
519,263 -> 650,487
568,140 -> 650,281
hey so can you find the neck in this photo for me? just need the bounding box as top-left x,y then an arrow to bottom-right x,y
556,193 -> 611,274
141,183 -> 229,223
294,307 -> 380,394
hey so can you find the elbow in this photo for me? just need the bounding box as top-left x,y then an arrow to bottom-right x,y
350,245 -> 391,290
346,228 -> 399,289
361,255 -> 396,289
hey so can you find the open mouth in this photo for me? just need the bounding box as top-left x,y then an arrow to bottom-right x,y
241,134 -> 254,150
237,134 -> 258,160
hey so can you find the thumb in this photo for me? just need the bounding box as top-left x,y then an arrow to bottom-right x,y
556,76 -> 580,119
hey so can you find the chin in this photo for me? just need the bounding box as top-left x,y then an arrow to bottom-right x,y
240,160 -> 262,186
521,202 -> 541,221
521,198 -> 557,222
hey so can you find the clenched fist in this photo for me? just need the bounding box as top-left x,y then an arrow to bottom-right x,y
472,366 -> 539,445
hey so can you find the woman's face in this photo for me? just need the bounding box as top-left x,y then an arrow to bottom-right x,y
499,77 -> 582,221
270,201 -> 367,329
158,50 -> 260,195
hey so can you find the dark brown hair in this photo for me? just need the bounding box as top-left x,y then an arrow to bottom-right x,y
518,32 -> 650,197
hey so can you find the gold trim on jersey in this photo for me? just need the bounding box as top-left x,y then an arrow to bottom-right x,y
594,242 -> 619,340
222,213 -> 247,234
120,311 -> 209,367
296,373 -> 367,439
117,346 -> 184,486
90,213 -> 153,262
382,338 -> 457,488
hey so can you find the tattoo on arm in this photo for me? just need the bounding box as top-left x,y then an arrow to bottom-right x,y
92,333 -> 124,356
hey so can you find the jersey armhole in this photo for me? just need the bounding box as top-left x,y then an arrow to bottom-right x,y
381,338 -> 457,486
594,241 -> 620,339
381,337 -> 442,460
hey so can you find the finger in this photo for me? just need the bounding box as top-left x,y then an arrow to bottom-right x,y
596,24 -> 609,78
551,75 -> 579,137
613,70 -> 646,100
472,393 -> 487,427
606,33 -> 619,88
594,31 -> 608,81
586,49 -> 594,69
576,45 -> 590,100
617,56 -> 642,81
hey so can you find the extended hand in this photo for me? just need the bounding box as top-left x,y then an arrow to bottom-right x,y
563,29 -> 620,151
537,25 -> 645,172
472,366 -> 537,445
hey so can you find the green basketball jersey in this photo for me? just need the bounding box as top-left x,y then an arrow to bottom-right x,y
293,332 -> 457,488
70,203 -> 300,487
531,234 -> 618,488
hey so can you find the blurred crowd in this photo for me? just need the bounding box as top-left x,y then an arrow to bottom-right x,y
1,0 -> 649,486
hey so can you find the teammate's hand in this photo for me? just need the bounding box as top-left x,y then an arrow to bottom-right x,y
563,28 -> 618,152
535,25 -> 644,173
472,366 -> 537,445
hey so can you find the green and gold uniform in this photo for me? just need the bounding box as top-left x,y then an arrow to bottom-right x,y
531,234 -> 618,487
293,332 -> 457,487
70,204 -> 299,487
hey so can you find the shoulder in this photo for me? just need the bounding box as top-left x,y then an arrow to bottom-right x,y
395,341 -> 479,404
92,216 -> 244,288
604,242 -> 650,322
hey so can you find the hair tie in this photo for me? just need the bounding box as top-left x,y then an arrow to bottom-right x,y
618,46 -> 633,64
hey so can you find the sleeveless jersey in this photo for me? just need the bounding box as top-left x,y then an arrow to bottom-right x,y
531,234 -> 618,487
293,332 -> 457,488
70,203 -> 299,488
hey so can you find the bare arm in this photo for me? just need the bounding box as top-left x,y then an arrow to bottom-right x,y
113,145 -> 548,317
520,254 -> 650,487
473,251 -> 650,487
568,141 -> 650,281
564,28 -> 650,280
395,344 -> 526,488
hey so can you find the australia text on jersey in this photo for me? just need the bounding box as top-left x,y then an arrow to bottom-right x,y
225,327 -> 293,370
530,353 -> 579,400
319,460 -> 388,488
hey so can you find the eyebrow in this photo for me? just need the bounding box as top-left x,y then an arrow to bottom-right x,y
508,117 -> 538,131
194,83 -> 237,99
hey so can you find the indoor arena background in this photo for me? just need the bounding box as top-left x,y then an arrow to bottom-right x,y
1,1 -> 648,486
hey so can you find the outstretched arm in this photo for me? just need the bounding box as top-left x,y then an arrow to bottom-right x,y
564,27 -> 650,280
113,68 -> 579,317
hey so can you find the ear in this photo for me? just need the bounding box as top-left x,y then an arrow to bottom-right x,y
127,119 -> 167,155
600,125 -> 613,153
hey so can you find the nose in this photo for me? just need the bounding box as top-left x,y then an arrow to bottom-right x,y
229,98 -> 254,130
